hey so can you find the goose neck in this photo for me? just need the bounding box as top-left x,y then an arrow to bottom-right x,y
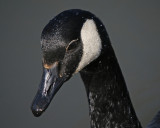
80,47 -> 142,128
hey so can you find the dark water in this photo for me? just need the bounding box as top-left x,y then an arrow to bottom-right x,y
0,1 -> 160,128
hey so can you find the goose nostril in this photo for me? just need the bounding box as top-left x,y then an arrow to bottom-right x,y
47,83 -> 54,94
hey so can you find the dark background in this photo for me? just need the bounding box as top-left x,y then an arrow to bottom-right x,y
0,0 -> 160,128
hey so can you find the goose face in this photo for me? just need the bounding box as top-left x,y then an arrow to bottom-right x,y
31,9 -> 103,117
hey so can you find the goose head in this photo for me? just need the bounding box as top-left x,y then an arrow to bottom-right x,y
31,9 -> 109,117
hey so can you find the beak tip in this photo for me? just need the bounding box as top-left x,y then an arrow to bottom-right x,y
31,105 -> 43,117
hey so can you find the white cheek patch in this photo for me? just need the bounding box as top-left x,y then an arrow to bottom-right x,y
76,19 -> 102,72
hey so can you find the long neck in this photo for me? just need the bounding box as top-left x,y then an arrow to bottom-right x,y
80,45 -> 142,128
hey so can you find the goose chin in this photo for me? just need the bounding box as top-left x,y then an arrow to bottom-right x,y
31,65 -> 68,117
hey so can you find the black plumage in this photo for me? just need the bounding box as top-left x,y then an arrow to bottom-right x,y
31,9 -> 159,128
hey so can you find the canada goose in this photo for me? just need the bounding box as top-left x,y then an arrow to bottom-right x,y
31,9 -> 159,128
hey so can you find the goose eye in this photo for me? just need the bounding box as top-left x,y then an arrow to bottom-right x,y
66,39 -> 79,51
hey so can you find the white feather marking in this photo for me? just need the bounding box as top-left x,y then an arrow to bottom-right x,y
76,19 -> 102,72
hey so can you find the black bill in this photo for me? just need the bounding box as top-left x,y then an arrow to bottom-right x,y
31,63 -> 67,117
